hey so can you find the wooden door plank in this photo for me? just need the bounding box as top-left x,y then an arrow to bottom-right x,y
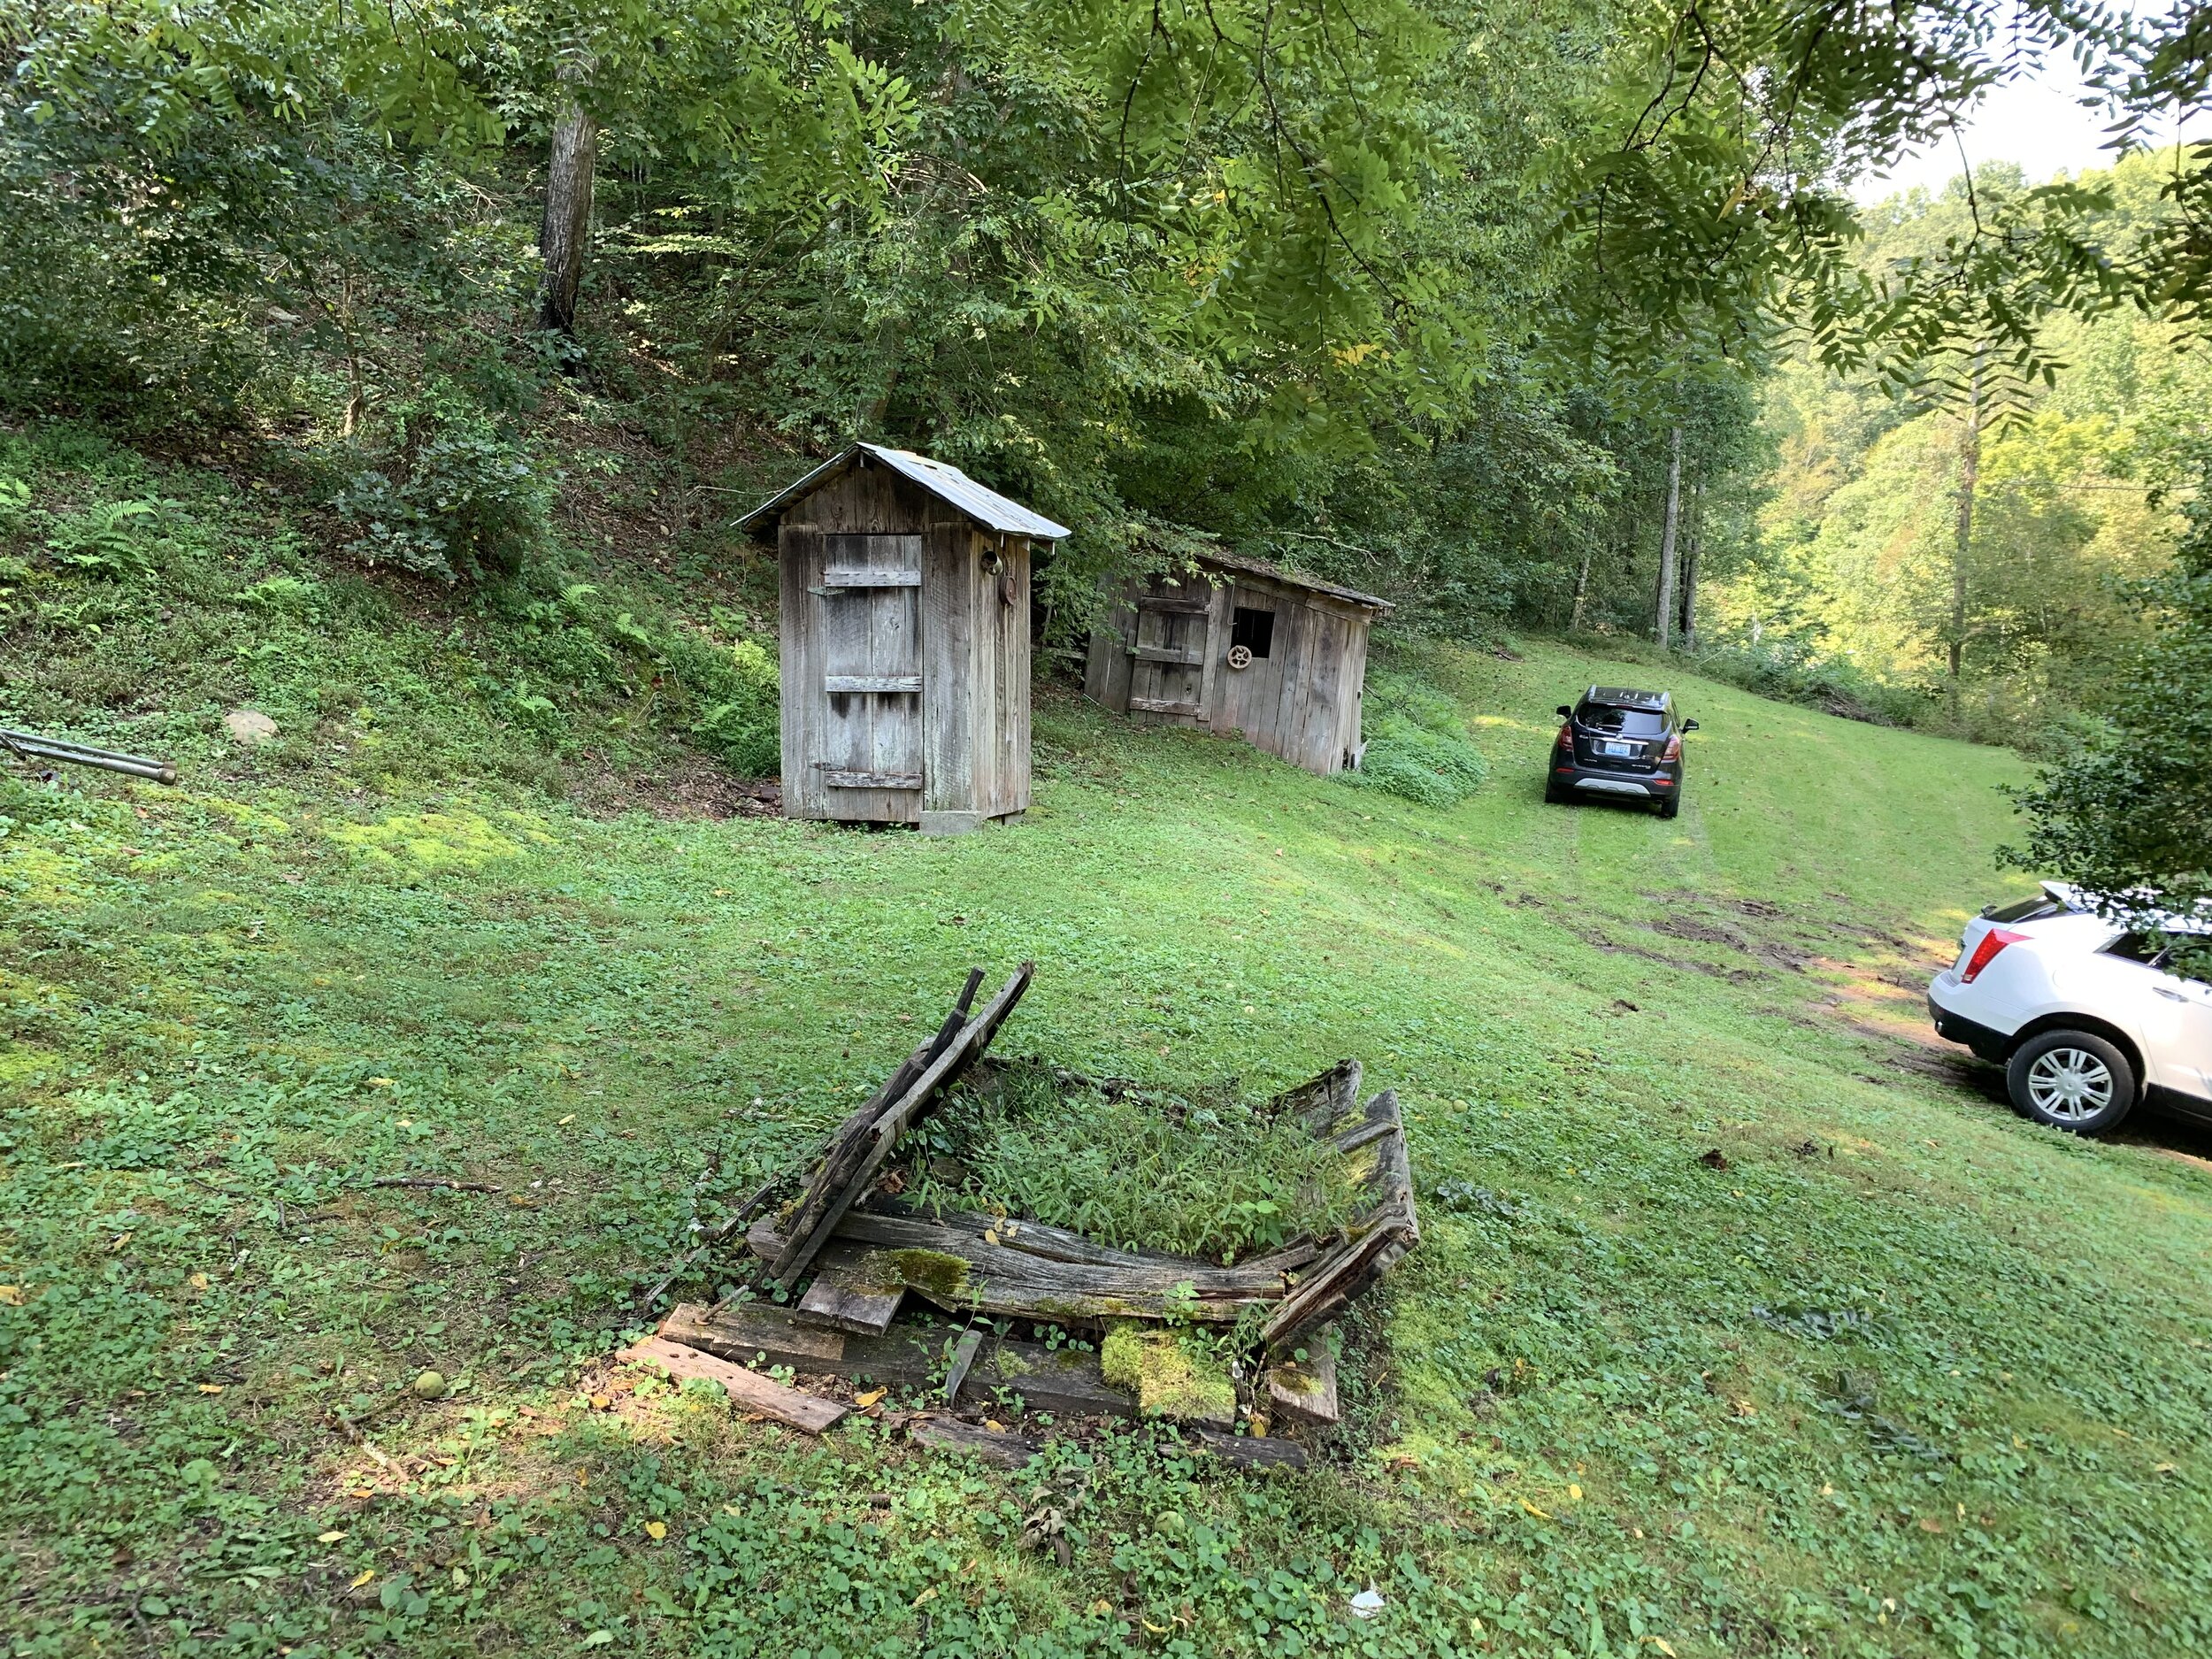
921,523 -> 976,819
1194,578 -> 1229,726
821,567 -> 922,587
780,525 -> 827,819
618,1335 -> 848,1432
825,675 -> 924,694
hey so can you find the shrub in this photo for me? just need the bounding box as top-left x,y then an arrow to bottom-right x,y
1690,638 -> 1929,728
334,392 -> 552,584
682,637 -> 781,777
1346,670 -> 1490,807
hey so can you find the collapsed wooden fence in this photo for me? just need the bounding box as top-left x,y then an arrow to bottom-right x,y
625,964 -> 1419,1469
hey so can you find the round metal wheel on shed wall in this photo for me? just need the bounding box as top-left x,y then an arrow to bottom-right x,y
2005,1029 -> 2138,1135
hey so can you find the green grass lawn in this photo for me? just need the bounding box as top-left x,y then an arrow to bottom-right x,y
7,479 -> 2212,1656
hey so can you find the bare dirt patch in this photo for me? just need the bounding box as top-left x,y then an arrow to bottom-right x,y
572,761 -> 781,821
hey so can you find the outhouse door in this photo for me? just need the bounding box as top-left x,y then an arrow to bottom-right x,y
1126,595 -> 1210,718
818,533 -> 924,803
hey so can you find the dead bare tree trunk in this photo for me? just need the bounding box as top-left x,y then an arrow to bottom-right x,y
1949,355 -> 1983,716
539,67 -> 597,335
1570,543 -> 1594,632
1655,426 -> 1683,649
1678,480 -> 1703,649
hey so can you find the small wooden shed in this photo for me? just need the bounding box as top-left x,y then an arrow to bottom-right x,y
1083,549 -> 1392,776
739,443 -> 1070,834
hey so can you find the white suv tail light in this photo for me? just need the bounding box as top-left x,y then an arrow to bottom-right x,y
1961,927 -> 2029,983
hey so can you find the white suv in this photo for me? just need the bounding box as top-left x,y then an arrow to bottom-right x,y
1928,883 -> 2212,1135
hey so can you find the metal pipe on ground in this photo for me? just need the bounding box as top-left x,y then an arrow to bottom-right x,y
1,727 -> 178,785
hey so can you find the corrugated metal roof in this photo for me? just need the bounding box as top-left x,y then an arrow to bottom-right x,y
1188,546 -> 1394,614
735,442 -> 1071,540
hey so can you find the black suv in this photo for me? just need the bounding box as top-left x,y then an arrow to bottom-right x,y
1545,687 -> 1697,818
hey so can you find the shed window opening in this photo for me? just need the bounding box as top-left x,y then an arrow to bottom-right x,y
1230,606 -> 1276,660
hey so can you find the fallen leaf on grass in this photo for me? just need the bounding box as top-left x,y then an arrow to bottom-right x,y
854,1388 -> 886,1409
0,1286 -> 20,1306
912,1587 -> 938,1608
187,1272 -> 209,1289
643,1521 -> 666,1540
318,1531 -> 347,1543
1518,1498 -> 1551,1519
196,1384 -> 225,1394
349,1570 -> 375,1589
1919,1517 -> 1943,1532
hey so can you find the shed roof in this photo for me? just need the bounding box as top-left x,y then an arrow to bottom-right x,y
736,442 -> 1071,541
1190,546 -> 1394,614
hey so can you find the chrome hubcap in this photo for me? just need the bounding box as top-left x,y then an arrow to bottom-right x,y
2026,1048 -> 2115,1123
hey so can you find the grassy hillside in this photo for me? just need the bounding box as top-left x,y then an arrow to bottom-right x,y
6,438 -> 2212,1659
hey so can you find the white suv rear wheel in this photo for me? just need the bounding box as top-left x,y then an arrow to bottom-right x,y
2005,1030 -> 2138,1135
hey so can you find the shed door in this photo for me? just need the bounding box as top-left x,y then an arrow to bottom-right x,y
819,533 -> 924,801
1127,597 -> 1210,718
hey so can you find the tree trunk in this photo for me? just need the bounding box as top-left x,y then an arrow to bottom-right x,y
1570,542 -> 1594,632
1949,357 -> 1983,714
1655,426 -> 1683,649
1679,484 -> 1702,649
539,75 -> 597,335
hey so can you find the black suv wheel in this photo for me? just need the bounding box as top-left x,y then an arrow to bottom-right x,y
2005,1029 -> 2138,1135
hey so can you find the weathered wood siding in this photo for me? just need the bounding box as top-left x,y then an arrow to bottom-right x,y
776,459 -> 1030,830
1083,559 -> 1375,777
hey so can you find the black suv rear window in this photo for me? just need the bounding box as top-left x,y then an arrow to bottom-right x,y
1580,705 -> 1666,736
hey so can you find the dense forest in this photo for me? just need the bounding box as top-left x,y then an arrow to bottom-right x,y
2,0 -> 2208,926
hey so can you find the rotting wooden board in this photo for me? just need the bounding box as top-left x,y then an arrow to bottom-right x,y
942,1328 -> 985,1404
1180,1427 -> 1309,1472
1260,1089 -> 1417,1351
755,1048 -> 1414,1348
796,1270 -> 905,1335
749,1210 -> 1294,1325
1264,1330 -> 1340,1429
907,1413 -> 1041,1469
769,963 -> 1033,1286
618,1336 -> 848,1432
662,1302 -> 1139,1420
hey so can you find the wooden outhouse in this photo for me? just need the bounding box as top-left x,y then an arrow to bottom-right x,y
1083,549 -> 1392,776
739,443 -> 1069,834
